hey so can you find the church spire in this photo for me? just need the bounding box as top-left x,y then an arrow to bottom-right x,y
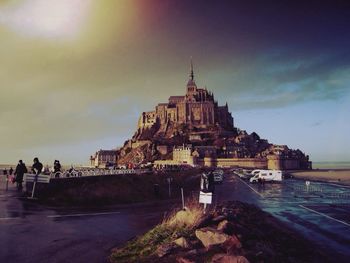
190,57 -> 194,81
186,57 -> 197,93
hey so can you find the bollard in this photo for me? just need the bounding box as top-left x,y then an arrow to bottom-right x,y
6,174 -> 9,191
167,177 -> 173,197
153,184 -> 160,197
181,188 -> 185,210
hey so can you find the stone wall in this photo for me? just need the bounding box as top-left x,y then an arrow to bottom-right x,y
203,157 -> 267,169
200,155 -> 311,170
267,155 -> 311,170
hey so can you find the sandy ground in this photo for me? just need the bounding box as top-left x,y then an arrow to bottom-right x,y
289,169 -> 350,186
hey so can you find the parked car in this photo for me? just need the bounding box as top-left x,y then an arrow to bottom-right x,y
234,168 -> 253,180
213,169 -> 224,184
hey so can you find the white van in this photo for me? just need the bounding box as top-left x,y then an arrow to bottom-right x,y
249,170 -> 282,183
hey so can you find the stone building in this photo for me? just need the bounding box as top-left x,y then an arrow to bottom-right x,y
172,144 -> 196,165
154,145 -> 197,169
90,149 -> 118,168
138,60 -> 234,132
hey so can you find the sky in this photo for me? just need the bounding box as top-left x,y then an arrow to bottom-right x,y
0,0 -> 349,165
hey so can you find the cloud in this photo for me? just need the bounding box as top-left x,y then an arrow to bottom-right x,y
203,49 -> 350,111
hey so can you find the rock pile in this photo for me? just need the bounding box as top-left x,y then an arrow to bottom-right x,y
110,201 -> 333,263
153,204 -> 250,263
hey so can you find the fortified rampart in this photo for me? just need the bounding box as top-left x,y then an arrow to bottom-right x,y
267,155 -> 312,170
201,157 -> 267,169
197,156 -> 311,170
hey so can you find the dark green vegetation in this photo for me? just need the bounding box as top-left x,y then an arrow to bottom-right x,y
111,223 -> 193,262
30,170 -> 201,206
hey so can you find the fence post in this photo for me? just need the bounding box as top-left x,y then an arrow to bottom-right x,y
30,174 -> 38,199
181,188 -> 185,210
6,174 -> 9,191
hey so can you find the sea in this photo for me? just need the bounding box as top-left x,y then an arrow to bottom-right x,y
312,162 -> 350,170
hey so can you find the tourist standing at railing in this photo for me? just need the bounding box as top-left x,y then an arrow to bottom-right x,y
53,160 -> 61,172
14,160 -> 27,191
53,160 -> 61,178
32,157 -> 43,176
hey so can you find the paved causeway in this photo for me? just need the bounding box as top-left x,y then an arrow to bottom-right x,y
217,174 -> 350,262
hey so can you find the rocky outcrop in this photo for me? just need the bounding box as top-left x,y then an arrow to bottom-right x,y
211,254 -> 249,263
174,237 -> 190,249
110,201 -> 332,263
195,227 -> 230,248
156,243 -> 178,257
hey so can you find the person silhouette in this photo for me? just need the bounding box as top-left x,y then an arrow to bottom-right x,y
32,157 -> 43,175
53,160 -> 62,178
14,160 -> 27,191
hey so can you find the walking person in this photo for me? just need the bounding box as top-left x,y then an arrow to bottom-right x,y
14,160 -> 27,191
208,171 -> 215,194
9,167 -> 13,176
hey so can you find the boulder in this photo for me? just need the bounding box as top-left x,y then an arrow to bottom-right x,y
193,214 -> 213,229
211,254 -> 250,263
170,209 -> 201,227
184,248 -> 207,256
217,220 -> 235,234
195,227 -> 230,249
212,215 -> 227,223
176,257 -> 195,263
156,242 -> 177,257
222,235 -> 242,254
174,237 -> 190,249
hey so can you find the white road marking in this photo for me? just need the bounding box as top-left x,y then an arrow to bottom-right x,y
0,217 -> 20,221
47,211 -> 121,218
0,194 -> 16,198
327,183 -> 350,189
299,205 -> 350,227
236,177 -> 264,198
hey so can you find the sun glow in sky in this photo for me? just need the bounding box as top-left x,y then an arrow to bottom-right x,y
0,0 -> 93,40
0,0 -> 349,165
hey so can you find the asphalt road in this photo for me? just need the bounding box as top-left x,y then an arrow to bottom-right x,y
1,173 -> 350,262
0,176 -> 176,263
216,174 -> 350,261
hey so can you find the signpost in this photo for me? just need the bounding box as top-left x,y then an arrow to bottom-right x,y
199,172 -> 214,212
199,191 -> 212,204
199,191 -> 212,211
5,174 -> 8,191
24,173 -> 51,199
167,177 -> 173,197
181,188 -> 185,210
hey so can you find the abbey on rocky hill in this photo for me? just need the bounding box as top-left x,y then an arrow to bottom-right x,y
137,60 -> 234,134
90,60 -> 311,170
